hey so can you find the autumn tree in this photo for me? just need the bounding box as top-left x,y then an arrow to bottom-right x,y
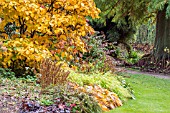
0,0 -> 100,75
0,0 -> 100,65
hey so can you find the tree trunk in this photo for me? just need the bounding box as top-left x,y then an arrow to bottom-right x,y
153,5 -> 170,60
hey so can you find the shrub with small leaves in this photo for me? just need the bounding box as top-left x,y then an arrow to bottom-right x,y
78,33 -> 108,72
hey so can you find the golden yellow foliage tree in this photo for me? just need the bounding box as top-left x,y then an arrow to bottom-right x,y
0,0 -> 100,61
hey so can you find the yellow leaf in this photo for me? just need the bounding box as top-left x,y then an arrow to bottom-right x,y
29,48 -> 34,53
61,52 -> 65,58
7,60 -> 11,66
55,55 -> 60,60
26,50 -> 30,54
52,56 -> 55,60
60,35 -> 67,41
25,16 -> 29,20
69,55 -> 73,59
81,31 -> 86,36
98,104 -> 109,111
34,41 -> 39,45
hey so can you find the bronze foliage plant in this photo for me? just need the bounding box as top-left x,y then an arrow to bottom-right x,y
37,59 -> 70,89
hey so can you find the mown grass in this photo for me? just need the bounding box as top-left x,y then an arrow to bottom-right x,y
108,74 -> 170,113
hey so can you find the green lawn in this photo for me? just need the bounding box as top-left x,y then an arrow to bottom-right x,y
108,74 -> 170,113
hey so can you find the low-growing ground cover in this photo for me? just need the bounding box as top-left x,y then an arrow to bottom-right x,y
108,73 -> 170,113
0,76 -> 102,113
0,68 -> 133,113
69,71 -> 134,102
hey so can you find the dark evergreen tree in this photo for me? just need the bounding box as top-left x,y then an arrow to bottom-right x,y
93,0 -> 170,71
90,0 -> 150,57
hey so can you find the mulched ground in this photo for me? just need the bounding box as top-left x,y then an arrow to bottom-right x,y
0,79 -> 73,113
0,95 -> 21,113
0,94 -> 72,113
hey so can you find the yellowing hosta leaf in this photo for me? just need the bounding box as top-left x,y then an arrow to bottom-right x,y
52,56 -> 56,60
61,52 -> 66,58
69,55 -> 73,59
71,84 -> 122,112
55,55 -> 60,60
100,104 -> 109,111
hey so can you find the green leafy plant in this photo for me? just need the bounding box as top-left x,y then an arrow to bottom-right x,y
78,33 -> 109,73
83,34 -> 105,62
69,71 -> 134,102
40,99 -> 54,106
42,84 -> 102,113
0,68 -> 15,79
126,51 -> 141,64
